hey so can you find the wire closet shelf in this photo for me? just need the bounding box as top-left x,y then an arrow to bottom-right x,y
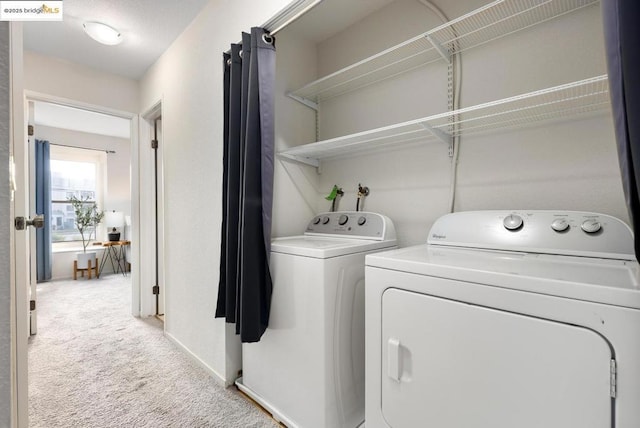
287,0 -> 600,106
279,75 -> 610,167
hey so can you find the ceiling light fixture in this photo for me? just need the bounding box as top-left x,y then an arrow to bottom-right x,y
83,22 -> 122,46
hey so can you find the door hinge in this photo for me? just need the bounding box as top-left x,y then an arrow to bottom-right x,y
152,285 -> 160,295
151,139 -> 158,149
28,125 -> 34,136
610,359 -> 617,398
30,300 -> 36,311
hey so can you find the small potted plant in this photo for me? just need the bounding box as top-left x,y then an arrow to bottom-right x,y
68,195 -> 105,270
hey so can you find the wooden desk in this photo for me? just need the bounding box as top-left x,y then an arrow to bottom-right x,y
98,240 -> 130,277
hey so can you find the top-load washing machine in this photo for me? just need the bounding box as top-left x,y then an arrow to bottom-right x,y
365,210 -> 640,428
237,211 -> 396,428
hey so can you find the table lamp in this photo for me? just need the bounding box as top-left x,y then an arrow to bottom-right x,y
105,210 -> 125,241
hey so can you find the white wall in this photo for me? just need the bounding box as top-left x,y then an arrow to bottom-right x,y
272,27 -> 319,236
0,21 -> 12,428
34,125 -> 131,280
24,51 -> 138,114
278,0 -> 627,247
139,0 -> 297,384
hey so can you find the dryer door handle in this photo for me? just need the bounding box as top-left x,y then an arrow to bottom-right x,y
387,337 -> 402,382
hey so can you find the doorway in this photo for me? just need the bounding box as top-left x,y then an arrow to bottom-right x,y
25,94 -> 139,317
27,99 -> 135,332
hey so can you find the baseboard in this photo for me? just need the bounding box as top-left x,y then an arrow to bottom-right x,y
236,377 -> 297,427
164,331 -> 228,387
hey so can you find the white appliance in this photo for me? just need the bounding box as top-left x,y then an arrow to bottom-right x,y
237,211 -> 397,428
365,210 -> 640,428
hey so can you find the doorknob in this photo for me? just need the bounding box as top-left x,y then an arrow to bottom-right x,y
15,214 -> 45,230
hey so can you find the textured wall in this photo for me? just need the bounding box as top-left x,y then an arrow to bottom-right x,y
0,20 -> 12,428
139,0 -> 296,384
309,0 -> 626,246
24,51 -> 139,114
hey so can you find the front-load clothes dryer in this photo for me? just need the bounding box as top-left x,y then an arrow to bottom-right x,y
365,210 -> 640,428
237,211 -> 396,428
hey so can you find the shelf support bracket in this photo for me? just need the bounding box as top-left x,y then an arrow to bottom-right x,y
278,153 -> 320,169
286,93 -> 319,111
420,123 -> 453,157
425,35 -> 451,64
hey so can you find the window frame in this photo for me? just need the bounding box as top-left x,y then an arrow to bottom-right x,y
49,145 -> 107,248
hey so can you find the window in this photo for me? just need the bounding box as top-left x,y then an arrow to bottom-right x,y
49,146 -> 106,243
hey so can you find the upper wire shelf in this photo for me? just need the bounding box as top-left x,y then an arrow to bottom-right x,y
287,0 -> 599,107
279,75 -> 610,167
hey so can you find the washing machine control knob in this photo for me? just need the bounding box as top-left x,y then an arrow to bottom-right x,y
322,216 -> 330,225
551,218 -> 570,232
313,217 -> 321,225
503,214 -> 523,231
581,219 -> 602,234
338,214 -> 349,225
357,216 -> 367,226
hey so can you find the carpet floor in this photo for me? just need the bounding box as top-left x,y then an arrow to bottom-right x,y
28,274 -> 279,428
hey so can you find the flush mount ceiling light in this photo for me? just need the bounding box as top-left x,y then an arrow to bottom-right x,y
83,21 -> 122,46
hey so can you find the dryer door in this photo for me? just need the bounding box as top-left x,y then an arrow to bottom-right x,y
381,288 -> 613,428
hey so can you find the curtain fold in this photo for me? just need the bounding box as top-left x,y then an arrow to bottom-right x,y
35,139 -> 52,282
216,28 -> 276,343
216,51 -> 232,323
602,0 -> 640,261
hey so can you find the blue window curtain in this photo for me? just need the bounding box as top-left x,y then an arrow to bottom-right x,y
216,28 -> 276,343
602,0 -> 640,261
35,139 -> 52,282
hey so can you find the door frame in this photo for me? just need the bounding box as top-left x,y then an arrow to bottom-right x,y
23,90 -> 141,314
140,100 -> 165,319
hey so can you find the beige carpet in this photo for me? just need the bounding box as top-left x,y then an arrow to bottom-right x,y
28,274 -> 279,428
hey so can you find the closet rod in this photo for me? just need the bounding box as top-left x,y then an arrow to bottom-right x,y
225,0 -> 321,55
267,0 -> 323,35
50,142 -> 115,154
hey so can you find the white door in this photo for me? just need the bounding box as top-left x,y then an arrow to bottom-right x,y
381,287 -> 613,428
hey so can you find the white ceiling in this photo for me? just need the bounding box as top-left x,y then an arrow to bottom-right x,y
23,0 -> 210,80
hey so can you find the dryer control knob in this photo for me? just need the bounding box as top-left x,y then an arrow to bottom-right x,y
357,216 -> 367,226
551,218 -> 570,232
581,219 -> 602,234
338,214 -> 349,225
322,216 -> 330,225
503,214 -> 523,231
312,217 -> 321,225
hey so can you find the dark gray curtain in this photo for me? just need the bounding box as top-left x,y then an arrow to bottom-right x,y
35,139 -> 52,281
216,28 -> 276,343
602,0 -> 640,261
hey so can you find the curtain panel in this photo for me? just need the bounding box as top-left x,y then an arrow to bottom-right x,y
602,0 -> 640,261
35,139 -> 52,281
216,28 -> 276,343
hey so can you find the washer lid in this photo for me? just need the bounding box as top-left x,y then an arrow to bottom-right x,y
366,245 -> 640,309
272,235 -> 396,258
